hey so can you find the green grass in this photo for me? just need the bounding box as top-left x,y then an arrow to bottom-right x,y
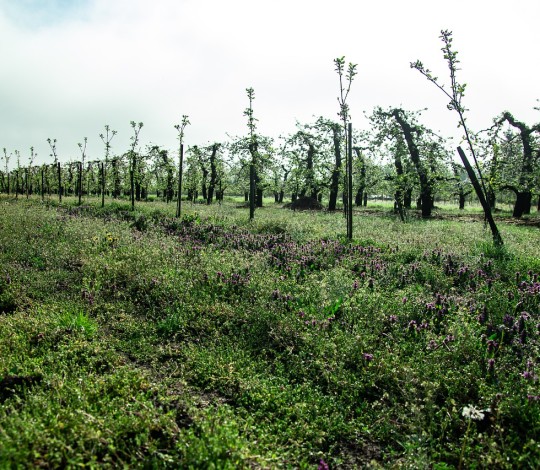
0,195 -> 539,468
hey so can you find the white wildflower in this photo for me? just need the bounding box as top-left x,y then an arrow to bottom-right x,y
462,405 -> 489,421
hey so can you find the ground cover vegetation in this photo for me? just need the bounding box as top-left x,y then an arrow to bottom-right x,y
1,30 -> 540,467
0,197 -> 539,468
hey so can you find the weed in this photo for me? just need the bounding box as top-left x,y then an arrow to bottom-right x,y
57,309 -> 97,337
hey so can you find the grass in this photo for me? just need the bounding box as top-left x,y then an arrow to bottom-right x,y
0,195 -> 539,468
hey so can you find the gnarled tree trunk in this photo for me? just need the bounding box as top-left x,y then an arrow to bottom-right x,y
391,109 -> 432,218
328,125 -> 342,211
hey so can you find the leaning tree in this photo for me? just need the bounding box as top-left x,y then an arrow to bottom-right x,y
369,107 -> 448,219
411,29 -> 503,245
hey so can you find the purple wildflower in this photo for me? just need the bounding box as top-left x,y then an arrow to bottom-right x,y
443,334 -> 455,344
477,310 -> 486,324
318,459 -> 330,470
503,314 -> 515,328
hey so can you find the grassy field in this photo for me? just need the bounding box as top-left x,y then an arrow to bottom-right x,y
0,196 -> 539,468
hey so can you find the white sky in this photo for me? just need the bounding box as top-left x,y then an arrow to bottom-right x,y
0,0 -> 539,166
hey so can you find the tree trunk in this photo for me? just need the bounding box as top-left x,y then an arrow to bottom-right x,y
497,112 -> 539,219
166,167 -> 174,203
404,188 -> 412,209
176,144 -> 184,218
112,160 -> 120,199
459,192 -> 466,210
57,163 -> 62,202
458,146 -> 503,246
249,141 -> 257,220
393,137 -> 406,220
101,162 -> 105,208
201,180 -> 207,201
249,162 -> 256,217
304,142 -> 316,200
355,189 -> 363,206
279,166 -> 289,205
207,144 -> 219,205
513,191 -> 532,218
487,187 -> 496,210
391,109 -> 432,218
353,147 -> 366,208
78,161 -> 83,206
130,154 -> 135,210
347,123 -> 353,239
328,125 -> 342,211
394,190 -> 405,222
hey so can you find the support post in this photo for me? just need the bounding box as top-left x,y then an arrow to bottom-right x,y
78,161 -> 83,205
347,122 -> 353,239
176,144 -> 184,218
57,162 -> 62,202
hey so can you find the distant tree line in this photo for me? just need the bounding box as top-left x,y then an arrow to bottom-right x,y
1,106 -> 538,219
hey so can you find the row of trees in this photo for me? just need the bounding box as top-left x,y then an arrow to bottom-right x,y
1,32 -> 538,231
1,107 -> 537,215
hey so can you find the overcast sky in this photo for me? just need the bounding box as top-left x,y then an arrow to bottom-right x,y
0,0 -> 538,166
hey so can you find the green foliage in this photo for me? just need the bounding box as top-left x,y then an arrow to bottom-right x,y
57,309 -> 98,337
0,198 -> 539,467
334,56 -> 357,126
130,213 -> 149,231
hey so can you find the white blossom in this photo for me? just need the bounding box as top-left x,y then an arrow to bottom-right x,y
462,405 -> 489,421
